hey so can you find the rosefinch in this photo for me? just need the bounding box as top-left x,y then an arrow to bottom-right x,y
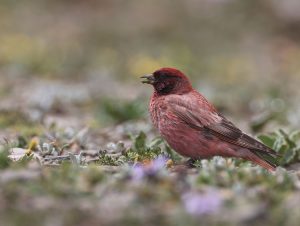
141,67 -> 279,171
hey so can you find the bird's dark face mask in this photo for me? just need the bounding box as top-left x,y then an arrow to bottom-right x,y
141,69 -> 192,95
141,74 -> 180,95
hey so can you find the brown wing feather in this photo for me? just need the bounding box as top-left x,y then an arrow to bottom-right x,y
169,101 -> 278,157
207,116 -> 279,157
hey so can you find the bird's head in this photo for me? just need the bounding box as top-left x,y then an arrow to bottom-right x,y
141,67 -> 193,95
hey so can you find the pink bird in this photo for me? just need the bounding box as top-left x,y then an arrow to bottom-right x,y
141,67 -> 279,171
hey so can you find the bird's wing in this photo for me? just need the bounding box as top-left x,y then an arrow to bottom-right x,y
167,95 -> 279,158
206,116 -> 279,157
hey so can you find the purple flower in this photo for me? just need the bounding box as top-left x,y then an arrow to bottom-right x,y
131,164 -> 145,181
182,191 -> 222,216
150,155 -> 167,172
131,156 -> 168,181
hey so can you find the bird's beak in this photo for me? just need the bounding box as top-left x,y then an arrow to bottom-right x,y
140,74 -> 155,84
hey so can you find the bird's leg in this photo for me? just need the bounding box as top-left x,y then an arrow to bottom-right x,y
185,158 -> 201,168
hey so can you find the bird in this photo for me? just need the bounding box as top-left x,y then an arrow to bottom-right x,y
141,67 -> 279,171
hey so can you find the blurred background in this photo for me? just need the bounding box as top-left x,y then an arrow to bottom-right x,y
1,0 -> 300,138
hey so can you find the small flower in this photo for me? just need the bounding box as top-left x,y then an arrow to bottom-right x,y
182,190 -> 222,216
150,155 -> 167,172
166,159 -> 174,168
26,137 -> 39,155
131,164 -> 145,181
131,155 -> 168,181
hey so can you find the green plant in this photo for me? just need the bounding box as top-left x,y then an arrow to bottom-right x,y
97,98 -> 146,124
0,146 -> 11,169
258,130 -> 300,166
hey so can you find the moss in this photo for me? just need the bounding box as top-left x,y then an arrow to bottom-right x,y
96,98 -> 146,125
0,146 -> 11,169
0,110 -> 32,128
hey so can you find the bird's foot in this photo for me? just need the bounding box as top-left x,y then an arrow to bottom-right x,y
185,158 -> 201,168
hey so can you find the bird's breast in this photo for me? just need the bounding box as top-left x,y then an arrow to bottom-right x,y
149,96 -> 170,130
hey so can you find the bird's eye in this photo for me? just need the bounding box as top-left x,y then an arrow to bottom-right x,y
154,72 -> 164,79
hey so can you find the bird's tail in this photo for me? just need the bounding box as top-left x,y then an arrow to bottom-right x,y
247,152 -> 278,171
